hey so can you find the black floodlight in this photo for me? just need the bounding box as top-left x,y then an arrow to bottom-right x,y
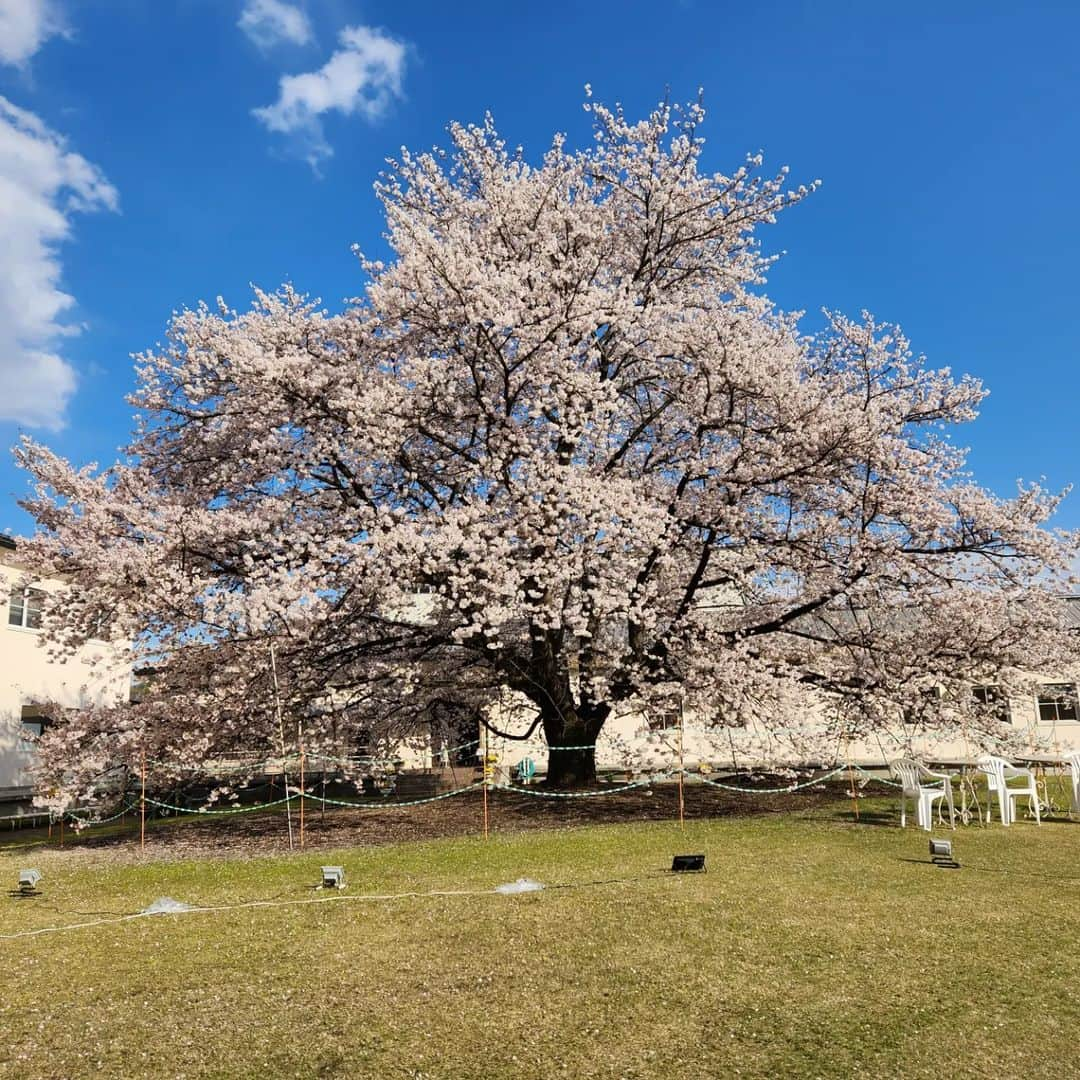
17,869 -> 42,895
671,854 -> 706,873
321,866 -> 346,890
929,838 -> 959,869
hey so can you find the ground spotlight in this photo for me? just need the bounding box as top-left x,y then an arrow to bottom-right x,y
929,838 -> 959,869
17,869 -> 42,895
671,854 -> 706,873
320,866 -> 346,890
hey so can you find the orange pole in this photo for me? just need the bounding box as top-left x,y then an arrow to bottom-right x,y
677,705 -> 686,830
482,727 -> 490,841
140,747 -> 147,853
299,744 -> 306,850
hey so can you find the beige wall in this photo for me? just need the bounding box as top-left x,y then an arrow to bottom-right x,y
481,682 -> 1080,778
0,552 -> 130,793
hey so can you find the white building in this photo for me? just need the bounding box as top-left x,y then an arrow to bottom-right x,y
485,688 -> 1080,780
0,536 -> 131,809
481,601 -> 1080,779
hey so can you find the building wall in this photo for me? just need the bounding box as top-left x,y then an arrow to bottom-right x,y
382,591 -> 1080,776
0,550 -> 131,795
481,682 -> 1080,779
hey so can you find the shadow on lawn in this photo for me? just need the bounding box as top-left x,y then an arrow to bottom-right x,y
837,807 -> 898,827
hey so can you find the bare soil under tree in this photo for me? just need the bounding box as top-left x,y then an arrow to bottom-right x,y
4,778 -> 895,864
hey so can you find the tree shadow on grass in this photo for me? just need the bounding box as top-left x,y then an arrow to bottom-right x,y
837,807 -> 898,827
0,779 -> 906,862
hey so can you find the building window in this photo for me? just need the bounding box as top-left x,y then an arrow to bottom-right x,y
20,705 -> 48,738
647,709 -> 681,731
1037,684 -> 1078,724
972,685 -> 1010,723
8,587 -> 44,630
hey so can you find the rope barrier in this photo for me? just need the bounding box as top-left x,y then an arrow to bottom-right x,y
302,782 -> 486,809
143,795 -> 297,815
67,803 -> 138,826
851,764 -> 902,787
31,760 -> 909,831
87,767 -> 854,820
494,773 -> 676,798
696,765 -> 849,794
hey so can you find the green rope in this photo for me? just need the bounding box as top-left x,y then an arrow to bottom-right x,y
59,761 -> 905,820
494,773 -> 675,798
67,803 -> 138,826
696,765 -> 849,794
143,795 -> 296,815
852,764 -> 903,787
303,782 -> 486,809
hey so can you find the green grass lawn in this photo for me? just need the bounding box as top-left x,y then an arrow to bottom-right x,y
2,794 -> 1079,1079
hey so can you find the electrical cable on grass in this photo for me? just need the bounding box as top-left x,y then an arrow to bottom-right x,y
0,888 -> 494,941
0,873 -> 669,942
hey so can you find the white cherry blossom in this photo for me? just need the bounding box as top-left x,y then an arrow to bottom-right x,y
15,93 -> 1078,808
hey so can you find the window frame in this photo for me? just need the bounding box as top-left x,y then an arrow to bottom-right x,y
19,704 -> 49,739
8,586 -> 45,631
647,709 -> 682,732
1036,683 -> 1079,725
972,684 -> 1011,724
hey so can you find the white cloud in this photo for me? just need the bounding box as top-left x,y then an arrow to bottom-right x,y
0,96 -> 118,430
253,24 -> 406,171
0,0 -> 65,67
238,0 -> 313,50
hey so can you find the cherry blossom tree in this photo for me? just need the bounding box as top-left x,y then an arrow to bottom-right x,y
15,91 -> 1078,807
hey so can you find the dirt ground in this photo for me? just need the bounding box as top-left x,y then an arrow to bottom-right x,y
2,776 -> 893,864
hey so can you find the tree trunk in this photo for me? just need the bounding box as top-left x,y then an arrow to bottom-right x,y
541,705 -> 606,788
545,743 -> 597,788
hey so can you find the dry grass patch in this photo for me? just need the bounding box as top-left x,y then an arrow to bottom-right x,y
1,796 -> 1078,1078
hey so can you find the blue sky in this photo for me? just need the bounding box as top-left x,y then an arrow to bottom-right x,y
1,0 -> 1078,531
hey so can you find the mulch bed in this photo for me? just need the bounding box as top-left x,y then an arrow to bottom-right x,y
3,778 -> 895,864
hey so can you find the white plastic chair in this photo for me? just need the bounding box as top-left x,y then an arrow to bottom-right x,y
1065,752 -> 1080,816
977,755 -> 1041,826
889,759 -> 956,831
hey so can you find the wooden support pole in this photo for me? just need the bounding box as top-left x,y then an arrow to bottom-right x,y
844,739 -> 859,822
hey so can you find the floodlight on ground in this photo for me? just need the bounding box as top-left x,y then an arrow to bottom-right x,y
17,869 -> 41,895
929,838 -> 959,869
671,854 -> 706,873
321,866 -> 346,890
